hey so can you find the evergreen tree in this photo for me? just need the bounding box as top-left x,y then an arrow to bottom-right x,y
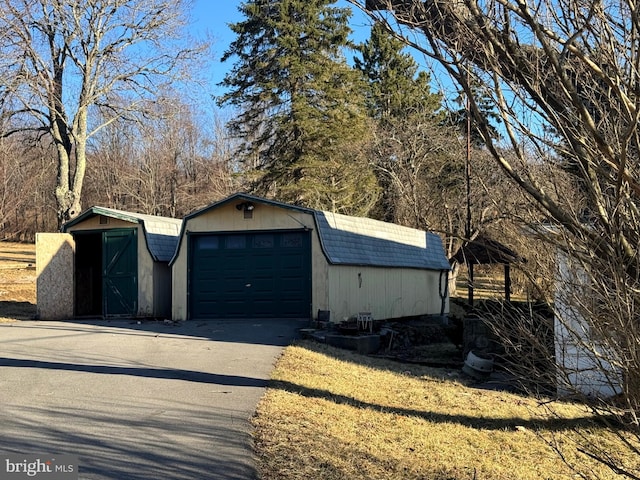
355,22 -> 442,123
218,0 -> 379,215
355,22 -> 460,231
446,80 -> 502,146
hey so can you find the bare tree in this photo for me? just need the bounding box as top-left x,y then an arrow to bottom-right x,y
0,137 -> 33,239
350,0 -> 640,476
0,129 -> 57,240
85,96 -> 239,217
370,111 -> 526,294
0,0 -> 207,226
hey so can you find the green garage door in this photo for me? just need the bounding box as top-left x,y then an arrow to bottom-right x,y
189,230 -> 311,319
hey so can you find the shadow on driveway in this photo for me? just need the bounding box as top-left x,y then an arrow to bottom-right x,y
0,357 -> 268,387
2,401 -> 255,480
0,319 -> 304,479
1,317 -> 309,346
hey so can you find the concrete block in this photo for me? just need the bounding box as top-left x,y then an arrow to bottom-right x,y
325,333 -> 381,354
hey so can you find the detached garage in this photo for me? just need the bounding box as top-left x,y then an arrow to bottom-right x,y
171,193 -> 450,322
37,207 -> 181,320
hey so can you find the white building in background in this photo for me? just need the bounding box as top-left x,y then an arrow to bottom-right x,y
554,251 -> 622,398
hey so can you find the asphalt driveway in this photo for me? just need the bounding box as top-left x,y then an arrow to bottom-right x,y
0,318 -> 304,479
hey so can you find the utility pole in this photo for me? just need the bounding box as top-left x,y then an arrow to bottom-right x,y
465,67 -> 474,307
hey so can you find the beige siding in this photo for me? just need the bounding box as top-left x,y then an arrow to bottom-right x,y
326,266 -> 448,322
172,202 -> 329,321
186,204 -> 315,232
66,218 -> 156,316
171,238 -> 188,320
36,233 -> 75,320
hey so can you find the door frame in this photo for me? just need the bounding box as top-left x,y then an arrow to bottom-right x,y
186,229 -> 312,320
72,228 -> 138,318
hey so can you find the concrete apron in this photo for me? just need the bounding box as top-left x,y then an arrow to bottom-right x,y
0,319 -> 303,480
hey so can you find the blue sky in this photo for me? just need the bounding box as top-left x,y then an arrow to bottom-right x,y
189,1 -> 375,98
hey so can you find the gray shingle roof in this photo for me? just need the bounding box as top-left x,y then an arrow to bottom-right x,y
63,207 -> 182,262
314,211 -> 450,270
169,193 -> 450,270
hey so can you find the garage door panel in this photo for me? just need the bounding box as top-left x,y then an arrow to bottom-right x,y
280,232 -> 303,246
221,280 -> 246,294
219,271 -> 245,284
193,288 -> 217,297
253,233 -> 275,248
189,230 -> 310,319
279,304 -> 305,315
279,277 -> 303,288
251,280 -> 274,293
225,234 -> 247,249
279,251 -> 304,265
253,258 -> 275,272
223,301 -> 246,314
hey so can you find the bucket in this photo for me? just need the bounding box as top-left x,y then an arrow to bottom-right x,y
462,350 -> 494,380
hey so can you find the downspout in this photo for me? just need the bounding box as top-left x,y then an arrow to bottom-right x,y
439,269 -> 449,321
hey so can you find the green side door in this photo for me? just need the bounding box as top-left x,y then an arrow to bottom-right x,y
103,229 -> 138,316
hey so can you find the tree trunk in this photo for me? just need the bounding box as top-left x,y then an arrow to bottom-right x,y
53,126 -> 86,228
55,183 -> 82,228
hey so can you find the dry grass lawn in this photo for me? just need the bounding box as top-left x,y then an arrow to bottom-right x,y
253,341 -> 636,480
0,241 -> 36,321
